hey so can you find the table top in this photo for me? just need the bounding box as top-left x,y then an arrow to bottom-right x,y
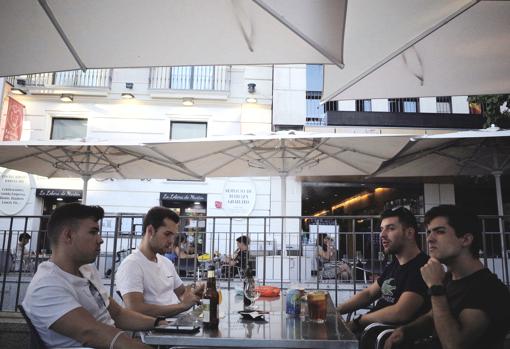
141,289 -> 357,349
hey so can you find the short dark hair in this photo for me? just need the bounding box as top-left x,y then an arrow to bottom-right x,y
380,206 -> 419,241
19,232 -> 31,242
424,205 -> 481,258
47,203 -> 104,246
236,235 -> 250,245
143,207 -> 179,235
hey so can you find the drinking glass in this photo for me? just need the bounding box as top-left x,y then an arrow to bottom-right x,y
307,291 -> 327,323
243,280 -> 260,310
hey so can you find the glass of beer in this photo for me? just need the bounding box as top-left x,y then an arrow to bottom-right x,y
307,291 -> 327,323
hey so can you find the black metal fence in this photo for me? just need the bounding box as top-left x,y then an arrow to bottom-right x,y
1,214 -> 508,311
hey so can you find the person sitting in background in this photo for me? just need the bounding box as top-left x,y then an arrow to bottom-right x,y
222,235 -> 250,277
384,205 -> 510,349
22,203 -> 159,349
13,232 -> 31,272
173,233 -> 196,259
316,233 -> 351,280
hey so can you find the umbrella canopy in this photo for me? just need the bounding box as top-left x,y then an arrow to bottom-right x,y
0,140 -> 201,203
144,131 -> 411,215
322,0 -> 510,101
145,132 -> 411,178
0,0 -> 346,77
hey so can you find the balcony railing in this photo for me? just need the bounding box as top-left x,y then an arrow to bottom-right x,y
8,69 -> 111,88
149,66 -> 230,91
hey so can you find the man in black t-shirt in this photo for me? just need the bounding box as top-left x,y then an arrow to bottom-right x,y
385,205 -> 510,349
337,207 -> 430,335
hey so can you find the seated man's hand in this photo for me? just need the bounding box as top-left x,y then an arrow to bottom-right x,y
384,327 -> 405,349
180,286 -> 201,309
192,282 -> 205,297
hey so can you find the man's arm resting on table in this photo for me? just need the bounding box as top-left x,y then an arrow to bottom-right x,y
50,307 -> 150,349
337,281 -> 381,314
430,295 -> 490,349
384,311 -> 434,349
122,292 -> 193,318
358,291 -> 424,326
108,298 -> 158,330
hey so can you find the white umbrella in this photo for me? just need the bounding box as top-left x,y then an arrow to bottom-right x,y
322,0 -> 510,101
0,140 -> 201,203
0,0 -> 346,77
144,131 -> 411,215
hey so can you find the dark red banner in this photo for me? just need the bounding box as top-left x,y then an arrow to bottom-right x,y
3,96 -> 24,141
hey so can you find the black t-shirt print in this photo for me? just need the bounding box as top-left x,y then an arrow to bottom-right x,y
372,252 -> 430,320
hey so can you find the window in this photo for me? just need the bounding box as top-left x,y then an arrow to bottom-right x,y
469,102 -> 483,115
170,121 -> 207,140
436,96 -> 452,113
388,98 -> 419,113
51,118 -> 87,140
356,99 -> 372,112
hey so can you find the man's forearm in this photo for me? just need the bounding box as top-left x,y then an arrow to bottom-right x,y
338,289 -> 374,314
400,312 -> 434,341
128,301 -> 189,318
429,296 -> 463,349
113,307 -> 158,331
359,305 -> 406,326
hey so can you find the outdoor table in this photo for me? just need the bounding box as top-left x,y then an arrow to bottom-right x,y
141,289 -> 358,349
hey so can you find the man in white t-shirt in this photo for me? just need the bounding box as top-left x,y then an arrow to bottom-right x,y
116,206 -> 203,317
22,203 -> 162,349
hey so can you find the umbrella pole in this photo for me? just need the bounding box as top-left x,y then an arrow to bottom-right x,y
82,175 -> 91,205
493,171 -> 509,284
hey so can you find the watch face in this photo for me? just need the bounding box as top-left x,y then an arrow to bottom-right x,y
429,285 -> 446,296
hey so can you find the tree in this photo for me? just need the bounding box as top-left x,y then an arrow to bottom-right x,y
467,95 -> 510,128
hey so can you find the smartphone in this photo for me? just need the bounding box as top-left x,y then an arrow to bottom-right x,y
154,324 -> 201,333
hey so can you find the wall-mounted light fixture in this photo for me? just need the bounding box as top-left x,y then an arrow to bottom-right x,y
182,97 -> 194,106
121,82 -> 135,99
246,83 -> 257,103
60,94 -> 73,102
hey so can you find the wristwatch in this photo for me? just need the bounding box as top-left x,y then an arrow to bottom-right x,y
428,285 -> 446,296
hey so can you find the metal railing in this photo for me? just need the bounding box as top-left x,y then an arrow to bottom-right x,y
7,69 -> 111,88
1,214 -> 508,311
149,66 -> 230,91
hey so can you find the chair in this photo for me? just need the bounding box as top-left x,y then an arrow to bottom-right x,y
376,328 -> 395,349
359,323 -> 395,349
18,304 -> 47,349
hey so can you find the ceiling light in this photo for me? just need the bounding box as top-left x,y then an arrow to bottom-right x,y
245,97 -> 257,104
121,93 -> 135,99
11,88 -> 26,95
182,98 -> 194,106
60,94 -> 73,102
56,197 -> 63,201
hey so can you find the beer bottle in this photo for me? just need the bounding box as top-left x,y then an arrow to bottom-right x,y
203,265 -> 219,329
243,266 -> 253,308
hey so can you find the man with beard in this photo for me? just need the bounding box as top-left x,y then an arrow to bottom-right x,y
337,207 -> 430,336
22,203 -> 159,349
116,206 -> 203,317
384,205 -> 510,349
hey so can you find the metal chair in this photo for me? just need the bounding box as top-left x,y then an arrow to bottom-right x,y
359,322 -> 395,349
